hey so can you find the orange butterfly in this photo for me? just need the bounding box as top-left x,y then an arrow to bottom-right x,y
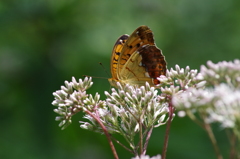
108,25 -> 167,87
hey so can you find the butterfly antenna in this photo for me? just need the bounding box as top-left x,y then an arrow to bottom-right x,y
99,62 -> 112,90
99,62 -> 111,77
83,62 -> 110,80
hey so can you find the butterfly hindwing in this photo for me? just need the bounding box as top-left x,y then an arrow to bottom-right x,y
137,45 -> 166,85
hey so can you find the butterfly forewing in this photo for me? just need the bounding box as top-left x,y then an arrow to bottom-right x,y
117,26 -> 155,73
110,34 -> 129,79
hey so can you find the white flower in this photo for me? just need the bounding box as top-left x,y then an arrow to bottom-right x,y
206,84 -> 240,128
173,60 -> 240,130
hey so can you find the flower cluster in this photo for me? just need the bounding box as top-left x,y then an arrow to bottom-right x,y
81,82 -> 169,152
172,60 -> 240,139
52,65 -> 206,133
200,60 -> 240,88
52,77 -> 105,129
52,61 -> 240,158
52,76 -> 170,156
158,65 -> 205,89
51,64 -> 207,158
157,65 -> 205,104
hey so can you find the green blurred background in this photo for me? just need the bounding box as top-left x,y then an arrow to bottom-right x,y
1,0 -> 239,159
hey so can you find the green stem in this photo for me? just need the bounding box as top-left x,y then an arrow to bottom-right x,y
139,118 -> 143,155
188,111 -> 222,159
227,130 -> 238,159
143,126 -> 153,154
203,120 -> 222,159
111,136 -> 135,154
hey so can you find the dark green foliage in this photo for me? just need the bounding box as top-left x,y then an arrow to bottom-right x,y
1,0 -> 239,158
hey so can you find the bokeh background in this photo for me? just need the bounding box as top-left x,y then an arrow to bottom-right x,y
1,0 -> 239,159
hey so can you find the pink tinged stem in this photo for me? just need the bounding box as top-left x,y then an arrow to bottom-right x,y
85,109 -> 119,159
161,97 -> 174,159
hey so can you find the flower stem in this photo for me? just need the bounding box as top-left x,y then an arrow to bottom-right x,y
84,109 -> 119,159
203,121 -> 222,159
143,126 -> 153,154
161,98 -> 174,159
190,111 -> 222,159
227,130 -> 238,159
111,136 -> 135,154
139,118 -> 143,155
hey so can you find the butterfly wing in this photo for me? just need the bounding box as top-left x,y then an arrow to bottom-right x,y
109,25 -> 167,87
110,34 -> 129,80
119,45 -> 166,87
137,45 -> 166,85
117,25 -> 155,77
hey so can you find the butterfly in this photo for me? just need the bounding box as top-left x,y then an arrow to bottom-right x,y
108,25 -> 167,87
